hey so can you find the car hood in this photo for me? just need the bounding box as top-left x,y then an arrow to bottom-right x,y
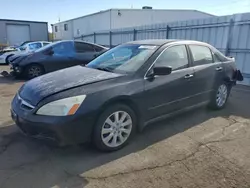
19,66 -> 123,106
10,52 -> 33,64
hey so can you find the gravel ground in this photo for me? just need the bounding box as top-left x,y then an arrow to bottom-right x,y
0,65 -> 250,188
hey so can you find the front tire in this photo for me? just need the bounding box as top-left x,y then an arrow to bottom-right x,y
93,104 -> 137,152
209,83 -> 230,110
25,64 -> 45,79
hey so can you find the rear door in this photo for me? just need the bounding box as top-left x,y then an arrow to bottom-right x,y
144,44 -> 197,120
188,44 -> 225,103
74,42 -> 98,65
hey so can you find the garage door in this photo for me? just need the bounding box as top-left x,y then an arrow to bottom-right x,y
6,24 -> 31,46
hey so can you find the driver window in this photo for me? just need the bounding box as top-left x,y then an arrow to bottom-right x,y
52,42 -> 74,55
155,45 -> 188,71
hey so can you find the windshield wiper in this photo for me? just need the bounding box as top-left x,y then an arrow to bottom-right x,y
96,67 -> 113,73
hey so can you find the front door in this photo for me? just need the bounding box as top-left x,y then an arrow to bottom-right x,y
144,45 -> 197,121
45,41 -> 76,72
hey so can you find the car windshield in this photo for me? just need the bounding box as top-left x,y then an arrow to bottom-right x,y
86,44 -> 157,74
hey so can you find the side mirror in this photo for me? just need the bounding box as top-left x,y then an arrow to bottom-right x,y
153,66 -> 172,76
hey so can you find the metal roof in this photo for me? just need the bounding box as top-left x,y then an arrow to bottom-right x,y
0,19 -> 47,24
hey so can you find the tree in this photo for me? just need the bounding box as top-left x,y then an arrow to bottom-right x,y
48,32 -> 54,42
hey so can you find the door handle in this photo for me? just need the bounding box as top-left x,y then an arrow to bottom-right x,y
184,74 -> 194,79
216,67 -> 223,71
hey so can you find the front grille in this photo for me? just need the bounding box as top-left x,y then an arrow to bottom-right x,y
21,103 -> 33,110
17,94 -> 35,110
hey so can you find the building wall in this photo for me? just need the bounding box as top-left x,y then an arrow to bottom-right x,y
52,9 -> 213,41
0,21 -> 6,45
53,10 -> 111,41
110,9 -> 213,30
0,20 -> 48,45
80,12 -> 250,86
53,21 -> 73,40
72,11 -> 111,38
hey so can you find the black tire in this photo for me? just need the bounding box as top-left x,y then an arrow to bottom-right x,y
24,64 -> 45,79
93,104 -> 137,152
5,54 -> 14,65
208,82 -> 231,110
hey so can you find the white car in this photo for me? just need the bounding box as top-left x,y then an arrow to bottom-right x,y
0,41 -> 51,64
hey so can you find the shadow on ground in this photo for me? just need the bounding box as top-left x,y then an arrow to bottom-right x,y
0,71 -> 24,85
0,87 -> 249,188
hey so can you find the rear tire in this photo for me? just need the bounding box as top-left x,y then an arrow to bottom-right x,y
25,64 -> 45,79
209,83 -> 230,110
93,104 -> 137,152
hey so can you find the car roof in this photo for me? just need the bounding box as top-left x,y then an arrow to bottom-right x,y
23,41 -> 51,46
126,39 -> 179,46
73,40 -> 107,48
126,39 -> 210,46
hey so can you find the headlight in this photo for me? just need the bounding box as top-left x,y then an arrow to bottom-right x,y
36,95 -> 86,116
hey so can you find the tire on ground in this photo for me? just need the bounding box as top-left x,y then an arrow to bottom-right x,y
93,103 -> 137,152
24,64 -> 45,79
208,82 -> 231,110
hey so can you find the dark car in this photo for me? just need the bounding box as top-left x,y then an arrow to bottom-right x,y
9,40 -> 108,79
11,39 -> 242,151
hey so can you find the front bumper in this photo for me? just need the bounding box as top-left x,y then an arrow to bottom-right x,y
9,64 -> 23,75
11,96 -> 97,146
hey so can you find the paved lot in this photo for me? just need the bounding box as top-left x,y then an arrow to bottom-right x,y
0,65 -> 250,188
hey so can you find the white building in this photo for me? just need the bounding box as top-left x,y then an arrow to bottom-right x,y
52,7 -> 214,41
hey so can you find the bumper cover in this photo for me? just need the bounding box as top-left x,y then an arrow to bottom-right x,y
11,97 -> 96,146
10,64 -> 23,75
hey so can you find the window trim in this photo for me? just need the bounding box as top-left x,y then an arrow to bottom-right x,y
144,44 -> 190,79
188,44 -> 214,67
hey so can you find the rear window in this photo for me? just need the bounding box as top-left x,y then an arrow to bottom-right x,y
94,45 -> 104,52
215,51 -> 230,62
189,45 -> 213,66
75,42 -> 95,53
29,43 -> 42,50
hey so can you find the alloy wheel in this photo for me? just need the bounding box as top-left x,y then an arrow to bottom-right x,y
216,84 -> 228,107
28,66 -> 42,78
101,111 -> 133,148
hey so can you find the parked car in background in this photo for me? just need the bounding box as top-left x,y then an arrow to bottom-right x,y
10,40 -> 108,78
11,39 -> 242,151
2,46 -> 18,51
0,41 -> 50,65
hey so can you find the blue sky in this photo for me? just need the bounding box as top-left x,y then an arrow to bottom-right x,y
1,0 -> 250,31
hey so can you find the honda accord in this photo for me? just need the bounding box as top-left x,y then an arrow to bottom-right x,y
11,40 -> 241,151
